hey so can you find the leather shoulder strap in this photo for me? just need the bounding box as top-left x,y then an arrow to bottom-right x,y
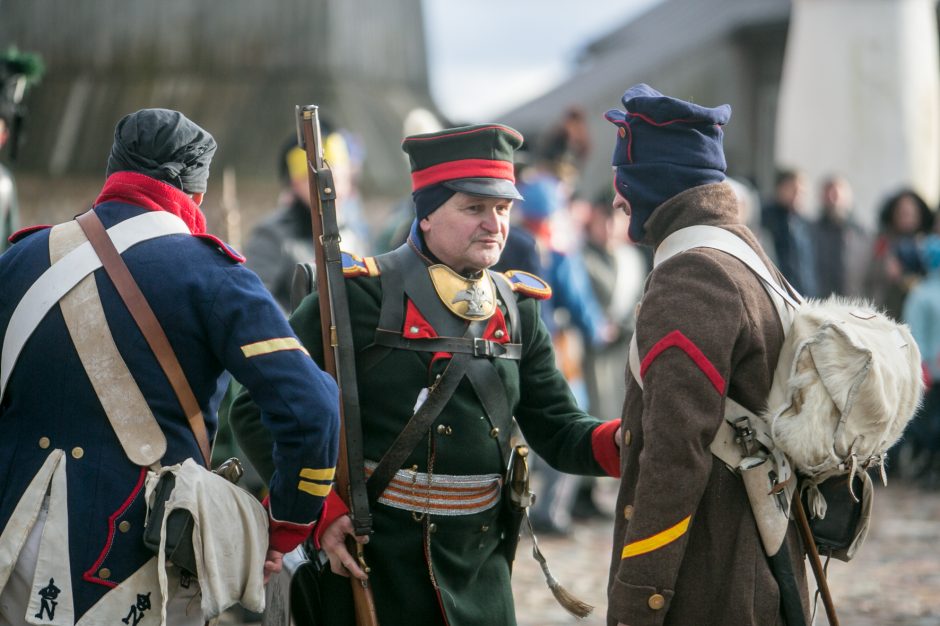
0,211 -> 190,403
76,210 -> 211,467
365,320 -> 485,504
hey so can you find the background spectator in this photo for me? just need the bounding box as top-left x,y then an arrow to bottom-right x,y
761,168 -> 818,296
900,234 -> 940,488
866,188 -> 933,320
813,175 -> 871,297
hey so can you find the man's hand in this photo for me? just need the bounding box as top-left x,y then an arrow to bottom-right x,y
263,549 -> 283,584
321,514 -> 369,580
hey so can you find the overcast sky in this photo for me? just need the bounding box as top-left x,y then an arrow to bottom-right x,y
422,0 -> 663,123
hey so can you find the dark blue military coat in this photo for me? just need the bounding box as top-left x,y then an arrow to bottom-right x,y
0,172 -> 339,619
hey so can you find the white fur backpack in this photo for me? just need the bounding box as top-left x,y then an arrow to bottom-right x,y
649,225 -> 925,559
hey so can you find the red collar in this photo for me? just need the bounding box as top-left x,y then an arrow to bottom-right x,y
94,171 -> 206,234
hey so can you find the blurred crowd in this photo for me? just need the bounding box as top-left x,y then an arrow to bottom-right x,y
5,94 -> 940,531
224,106 -> 940,535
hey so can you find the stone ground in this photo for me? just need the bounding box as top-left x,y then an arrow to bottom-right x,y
511,478 -> 940,626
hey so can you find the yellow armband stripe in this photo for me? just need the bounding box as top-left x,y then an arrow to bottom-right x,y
621,515 -> 691,559
298,480 -> 332,497
299,467 -> 336,481
241,337 -> 309,358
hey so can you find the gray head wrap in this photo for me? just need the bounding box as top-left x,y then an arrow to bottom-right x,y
106,108 -> 217,193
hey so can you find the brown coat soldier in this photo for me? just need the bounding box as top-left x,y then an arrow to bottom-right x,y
603,85 -> 810,626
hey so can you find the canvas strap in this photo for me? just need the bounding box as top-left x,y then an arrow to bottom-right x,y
49,220 -> 168,466
629,225 -> 801,390
627,225 -> 797,486
75,210 -> 211,467
0,211 -> 190,403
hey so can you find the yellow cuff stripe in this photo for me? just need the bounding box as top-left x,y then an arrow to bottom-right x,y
298,480 -> 332,497
621,515 -> 691,560
299,467 -> 336,481
241,337 -> 310,359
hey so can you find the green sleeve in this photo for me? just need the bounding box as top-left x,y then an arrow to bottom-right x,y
514,297 -> 606,476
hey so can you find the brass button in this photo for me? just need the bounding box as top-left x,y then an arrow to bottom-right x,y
118,521 -> 131,533
494,329 -> 505,339
98,568 -> 111,580
489,427 -> 500,438
623,429 -> 632,446
428,523 -> 437,534
623,505 -> 634,520
409,326 -> 419,335
480,524 -> 490,532
71,447 -> 84,459
437,424 -> 447,434
445,426 -> 453,435
648,593 -> 665,610
38,437 -> 51,449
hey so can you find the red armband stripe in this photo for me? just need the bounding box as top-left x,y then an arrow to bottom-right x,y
640,330 -> 725,395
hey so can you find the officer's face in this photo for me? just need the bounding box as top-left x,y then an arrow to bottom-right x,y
421,192 -> 512,273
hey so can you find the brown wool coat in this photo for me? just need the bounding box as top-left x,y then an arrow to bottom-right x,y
607,183 -> 810,626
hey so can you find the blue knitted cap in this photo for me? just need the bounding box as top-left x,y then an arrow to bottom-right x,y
605,84 -> 731,241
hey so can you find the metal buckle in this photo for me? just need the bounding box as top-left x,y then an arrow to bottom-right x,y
731,416 -> 756,457
473,337 -> 492,357
472,338 -> 507,358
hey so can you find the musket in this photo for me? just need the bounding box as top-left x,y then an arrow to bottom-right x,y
295,105 -> 379,626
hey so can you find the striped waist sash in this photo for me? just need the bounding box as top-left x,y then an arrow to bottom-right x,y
364,460 -> 502,516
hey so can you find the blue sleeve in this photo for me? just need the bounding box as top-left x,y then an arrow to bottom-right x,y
548,250 -> 608,345
208,265 -> 340,524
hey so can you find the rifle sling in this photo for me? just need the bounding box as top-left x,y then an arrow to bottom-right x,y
315,169 -> 372,536
75,210 -> 211,467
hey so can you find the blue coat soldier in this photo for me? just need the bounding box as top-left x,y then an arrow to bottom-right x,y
0,109 -> 339,625
228,123 -> 623,626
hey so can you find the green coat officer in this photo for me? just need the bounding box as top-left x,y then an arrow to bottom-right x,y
227,123 -> 621,626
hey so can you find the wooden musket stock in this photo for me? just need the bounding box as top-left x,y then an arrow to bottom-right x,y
296,105 -> 379,626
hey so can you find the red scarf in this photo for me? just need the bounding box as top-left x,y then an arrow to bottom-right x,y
94,171 -> 206,235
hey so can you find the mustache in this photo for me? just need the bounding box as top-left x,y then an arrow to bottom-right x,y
472,235 -> 504,244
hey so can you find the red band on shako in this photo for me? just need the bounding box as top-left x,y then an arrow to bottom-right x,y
411,158 -> 515,191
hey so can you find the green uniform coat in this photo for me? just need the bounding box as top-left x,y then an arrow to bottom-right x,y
229,240 -> 619,626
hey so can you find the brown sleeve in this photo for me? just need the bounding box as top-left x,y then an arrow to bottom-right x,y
609,250 -> 745,625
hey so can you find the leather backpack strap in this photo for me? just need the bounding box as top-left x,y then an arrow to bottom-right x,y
76,210 -> 211,467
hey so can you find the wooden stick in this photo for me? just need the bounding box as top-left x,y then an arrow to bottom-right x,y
792,493 -> 839,626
